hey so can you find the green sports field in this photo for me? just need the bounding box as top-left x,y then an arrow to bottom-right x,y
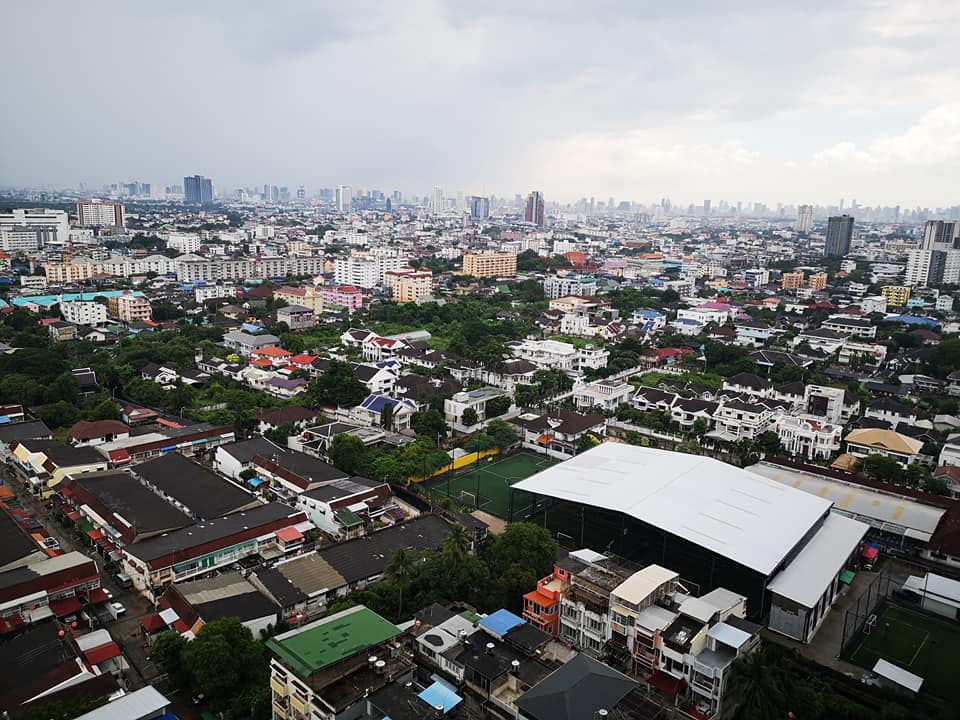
425,451 -> 555,519
846,603 -> 960,700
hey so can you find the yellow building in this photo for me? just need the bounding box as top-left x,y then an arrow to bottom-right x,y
781,271 -> 804,291
391,270 -> 433,303
807,272 -> 828,291
273,285 -> 323,314
45,261 -> 95,284
881,285 -> 911,307
462,251 -> 517,278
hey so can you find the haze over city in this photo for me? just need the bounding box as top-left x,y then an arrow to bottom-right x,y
2,0 -> 959,206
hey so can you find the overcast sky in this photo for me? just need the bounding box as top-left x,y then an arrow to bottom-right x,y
2,0 -> 959,207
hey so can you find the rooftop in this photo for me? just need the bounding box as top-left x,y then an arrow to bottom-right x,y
267,605 -> 400,676
512,444 -> 831,575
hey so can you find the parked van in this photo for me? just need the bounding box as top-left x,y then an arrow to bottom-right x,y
115,572 -> 133,589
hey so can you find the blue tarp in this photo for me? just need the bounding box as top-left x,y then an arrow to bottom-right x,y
477,609 -> 525,638
885,315 -> 940,327
418,682 -> 462,714
248,476 -> 266,488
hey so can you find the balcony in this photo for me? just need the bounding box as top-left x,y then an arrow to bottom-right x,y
272,701 -> 288,718
270,677 -> 288,697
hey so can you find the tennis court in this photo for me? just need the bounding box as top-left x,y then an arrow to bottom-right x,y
425,451 -> 555,519
846,603 -> 960,700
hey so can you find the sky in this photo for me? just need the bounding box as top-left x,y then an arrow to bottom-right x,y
2,0 -> 959,207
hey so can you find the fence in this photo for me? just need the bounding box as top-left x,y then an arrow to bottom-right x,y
839,572 -> 896,658
406,448 -> 500,484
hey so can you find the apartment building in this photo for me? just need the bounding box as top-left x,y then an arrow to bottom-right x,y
807,272 -> 828,291
881,285 -> 911,307
61,300 -> 108,326
45,261 -> 95,284
558,551 -> 638,657
781,271 -> 804,291
77,200 -> 125,227
0,208 -> 70,247
462,251 -> 517,277
108,291 -> 152,322
274,285 -> 322,314
319,284 -> 363,311
543,274 -> 598,299
389,270 -> 433,303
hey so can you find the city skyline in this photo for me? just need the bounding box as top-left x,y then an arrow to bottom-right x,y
1,2 -> 959,207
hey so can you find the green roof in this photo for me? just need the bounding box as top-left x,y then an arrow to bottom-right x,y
266,606 -> 400,677
334,507 -> 363,528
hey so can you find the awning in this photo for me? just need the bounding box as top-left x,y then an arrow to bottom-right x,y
66,510 -> 81,522
84,641 -> 122,665
418,681 -> 462,714
87,529 -> 103,541
49,596 -> 83,617
108,449 -> 131,465
247,476 -> 266,488
840,569 -> 856,585
648,669 -> 687,696
862,546 -> 879,560
276,527 -> 304,543
535,433 -> 554,446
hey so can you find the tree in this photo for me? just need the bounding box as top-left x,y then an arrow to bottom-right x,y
307,360 -> 366,407
385,547 -> 417,618
858,455 -> 904,484
181,618 -> 268,709
923,474 -> 950,496
461,407 -> 479,427
442,525 -> 472,563
464,432 -> 497,453
37,400 -> 80,429
328,434 -> 367,475
380,402 -> 394,431
691,417 -> 709,439
725,646 -> 787,720
149,631 -> 189,688
577,433 -> 601,453
485,419 -> 518,450
412,409 -> 446,439
264,422 -> 298,446
485,523 -> 557,581
757,431 -> 782,457
485,395 -> 511,418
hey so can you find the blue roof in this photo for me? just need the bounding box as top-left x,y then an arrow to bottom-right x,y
10,290 -> 145,308
886,315 -> 940,327
478,609 -> 525,638
248,476 -> 266,488
418,681 -> 462,714
633,309 -> 663,319
360,394 -> 399,413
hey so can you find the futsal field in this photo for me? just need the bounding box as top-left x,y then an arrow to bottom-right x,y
425,451 -> 555,519
846,603 -> 960,699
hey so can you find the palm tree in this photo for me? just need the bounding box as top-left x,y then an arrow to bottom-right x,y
385,547 -> 416,618
442,525 -> 471,563
725,646 -> 788,720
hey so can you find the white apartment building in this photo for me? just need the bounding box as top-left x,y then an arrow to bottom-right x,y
165,233 -> 202,254
195,283 -> 238,302
0,208 -> 70,247
334,253 -> 406,289
859,295 -> 887,314
543,274 -> 598,299
61,301 -> 108,326
0,226 -> 44,251
77,200 -> 124,228
512,338 -> 577,372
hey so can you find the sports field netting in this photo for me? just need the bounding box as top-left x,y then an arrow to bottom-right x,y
425,451 -> 555,519
846,603 -> 960,700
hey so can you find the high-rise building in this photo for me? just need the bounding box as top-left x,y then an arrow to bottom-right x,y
469,196 -> 490,221
335,185 -> 353,213
0,208 -> 70,249
77,200 -> 125,228
296,186 -> 306,202
796,204 -> 813,233
824,215 -> 854,257
431,186 -> 444,212
781,271 -> 804,291
906,249 -> 947,287
921,220 -> 960,250
807,272 -> 828,291
524,191 -> 545,228
703,199 -> 711,217
183,175 -> 213,204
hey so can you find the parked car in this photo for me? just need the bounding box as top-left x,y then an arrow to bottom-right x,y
108,602 -> 126,619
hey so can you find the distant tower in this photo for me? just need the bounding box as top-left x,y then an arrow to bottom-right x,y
297,186 -> 306,202
432,186 -> 444,212
184,175 -> 213,204
336,185 -> 353,213
469,196 -> 490,221
824,215 -> 854,257
524,191 -> 545,228
796,204 -> 813,233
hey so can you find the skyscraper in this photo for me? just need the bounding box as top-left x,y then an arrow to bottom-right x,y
335,185 -> 353,213
524,191 -> 545,228
703,199 -> 711,217
469,196 -> 490,221
296,186 -> 306,202
184,175 -> 213,204
432,186 -> 444,213
921,220 -> 960,250
77,200 -> 125,227
824,215 -> 854,257
906,249 -> 946,287
796,204 -> 813,233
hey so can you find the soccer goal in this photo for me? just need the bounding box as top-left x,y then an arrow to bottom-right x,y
459,490 -> 477,507
864,614 -> 877,635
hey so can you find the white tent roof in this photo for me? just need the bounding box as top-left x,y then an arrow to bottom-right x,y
611,565 -> 678,605
903,573 -> 960,609
767,513 -> 868,607
512,444 -> 832,575
75,686 -> 170,720
873,659 -> 923,693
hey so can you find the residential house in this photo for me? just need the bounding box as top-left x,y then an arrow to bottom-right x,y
295,476 -> 408,540
844,428 -> 924,466
354,395 -> 417,432
276,304 -> 315,330
573,379 -> 632,412
513,409 -> 605,460
10,440 -> 109,498
444,387 -> 510,430
67,420 -> 129,447
223,331 -> 281,356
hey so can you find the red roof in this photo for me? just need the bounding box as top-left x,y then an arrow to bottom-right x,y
49,596 -> 83,617
276,527 -> 304,543
173,619 -> 190,633
0,614 -> 24,634
140,613 -> 167,632
288,354 -> 318,365
108,448 -> 131,464
252,346 -> 292,358
86,588 -> 110,604
648,670 -> 687,695
84,641 -> 122,665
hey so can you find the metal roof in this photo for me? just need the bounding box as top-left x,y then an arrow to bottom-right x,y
512,444 -> 832,575
74,686 -> 170,720
749,462 -> 944,542
767,513 -> 868,607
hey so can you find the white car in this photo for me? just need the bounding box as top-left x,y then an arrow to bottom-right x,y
110,602 -> 127,618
